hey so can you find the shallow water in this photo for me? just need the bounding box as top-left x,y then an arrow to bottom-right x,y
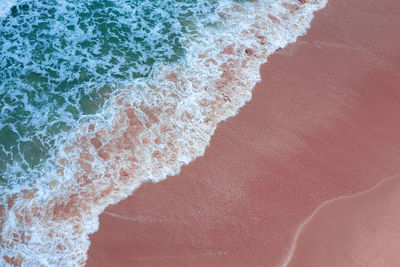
0,0 -> 326,265
0,0 -> 219,187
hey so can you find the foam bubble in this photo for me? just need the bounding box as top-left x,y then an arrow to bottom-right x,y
0,0 -> 327,266
0,0 -> 16,19
0,0 -> 226,191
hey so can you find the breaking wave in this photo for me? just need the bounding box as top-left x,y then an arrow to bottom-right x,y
0,0 -> 326,265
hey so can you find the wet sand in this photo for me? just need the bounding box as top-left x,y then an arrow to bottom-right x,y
86,0 -> 400,266
286,174 -> 400,267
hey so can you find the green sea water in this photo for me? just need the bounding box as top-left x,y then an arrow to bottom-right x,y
0,0 -> 220,186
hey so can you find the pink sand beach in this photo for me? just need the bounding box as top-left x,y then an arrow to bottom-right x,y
286,174 -> 400,267
87,0 -> 400,266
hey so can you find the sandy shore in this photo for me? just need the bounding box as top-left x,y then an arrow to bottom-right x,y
286,173 -> 400,267
86,0 -> 400,266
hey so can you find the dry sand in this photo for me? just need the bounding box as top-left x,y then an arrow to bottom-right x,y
86,0 -> 400,266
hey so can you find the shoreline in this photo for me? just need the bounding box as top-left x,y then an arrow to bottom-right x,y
0,1 -> 326,265
284,173 -> 400,266
286,173 -> 400,267
87,0 -> 400,266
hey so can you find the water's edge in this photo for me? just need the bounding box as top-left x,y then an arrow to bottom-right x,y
0,1 -> 327,266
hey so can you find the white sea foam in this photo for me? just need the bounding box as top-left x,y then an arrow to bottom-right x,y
0,0 -> 327,266
0,0 -> 16,19
0,0 -> 219,187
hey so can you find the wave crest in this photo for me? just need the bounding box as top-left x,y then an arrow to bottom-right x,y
0,0 -> 327,266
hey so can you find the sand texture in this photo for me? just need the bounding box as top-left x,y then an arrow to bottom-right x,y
86,0 -> 400,266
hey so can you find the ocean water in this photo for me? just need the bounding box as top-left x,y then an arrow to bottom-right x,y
0,0 -> 218,187
0,0 -> 326,265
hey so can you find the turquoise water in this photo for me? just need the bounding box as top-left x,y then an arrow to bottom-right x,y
0,0 -> 328,265
0,0 -> 219,186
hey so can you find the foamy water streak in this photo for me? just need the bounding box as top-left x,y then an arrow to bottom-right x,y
0,0 -> 326,265
0,0 -> 16,18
